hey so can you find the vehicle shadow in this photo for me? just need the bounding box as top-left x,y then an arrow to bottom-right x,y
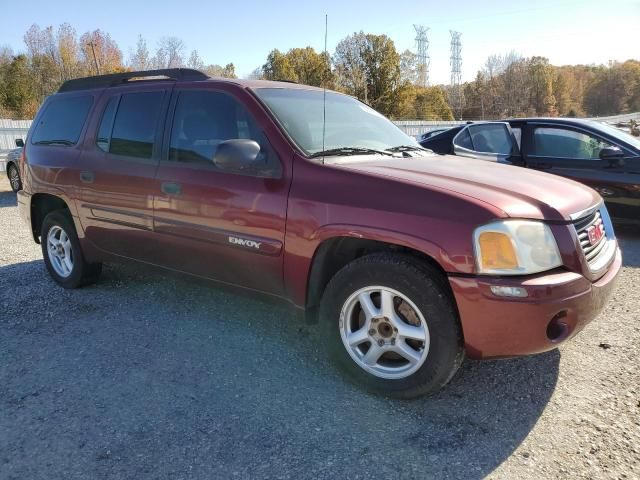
0,189 -> 17,208
1,259 -> 559,479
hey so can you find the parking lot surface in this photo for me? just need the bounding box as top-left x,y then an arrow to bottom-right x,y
0,177 -> 638,479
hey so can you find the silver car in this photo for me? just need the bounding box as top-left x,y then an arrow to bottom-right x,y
5,139 -> 23,193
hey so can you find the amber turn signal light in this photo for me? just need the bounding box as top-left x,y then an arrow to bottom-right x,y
477,232 -> 518,270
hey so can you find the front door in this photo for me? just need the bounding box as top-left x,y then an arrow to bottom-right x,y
76,85 -> 170,261
151,86 -> 290,294
524,124 -> 640,221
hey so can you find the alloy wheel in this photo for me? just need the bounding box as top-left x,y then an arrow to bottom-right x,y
339,286 -> 430,379
47,225 -> 74,278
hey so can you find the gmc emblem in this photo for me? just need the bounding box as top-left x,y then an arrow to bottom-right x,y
587,223 -> 605,246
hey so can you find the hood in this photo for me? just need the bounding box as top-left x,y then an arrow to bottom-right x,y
329,154 -> 601,221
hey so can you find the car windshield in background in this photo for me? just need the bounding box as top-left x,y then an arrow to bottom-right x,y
591,121 -> 640,151
254,88 -> 422,156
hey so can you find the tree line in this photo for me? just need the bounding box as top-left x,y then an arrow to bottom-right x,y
1,23 -> 639,122
0,24 -> 236,118
461,52 -> 640,119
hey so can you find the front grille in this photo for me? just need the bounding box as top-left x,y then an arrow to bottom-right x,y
574,209 -> 608,264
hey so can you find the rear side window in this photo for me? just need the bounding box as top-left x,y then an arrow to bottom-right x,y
31,95 -> 93,146
109,92 -> 164,159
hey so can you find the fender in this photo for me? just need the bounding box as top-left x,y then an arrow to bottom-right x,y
283,223 -> 469,308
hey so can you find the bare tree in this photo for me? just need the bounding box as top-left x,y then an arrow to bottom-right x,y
57,23 -> 78,80
155,36 -> 185,68
129,35 -> 150,71
187,49 -> 204,70
246,66 -> 263,79
0,45 -> 13,64
400,49 -> 418,85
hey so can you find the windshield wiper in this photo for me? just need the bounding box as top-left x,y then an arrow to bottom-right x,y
386,145 -> 430,153
33,139 -> 74,146
309,147 -> 394,158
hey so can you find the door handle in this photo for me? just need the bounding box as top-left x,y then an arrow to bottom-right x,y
161,182 -> 182,196
80,171 -> 94,183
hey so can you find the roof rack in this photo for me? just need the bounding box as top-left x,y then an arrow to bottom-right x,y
58,68 -> 209,93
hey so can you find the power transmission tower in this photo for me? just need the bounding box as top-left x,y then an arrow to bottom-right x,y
449,30 -> 463,119
413,25 -> 430,87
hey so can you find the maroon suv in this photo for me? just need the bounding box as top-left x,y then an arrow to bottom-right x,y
17,69 -> 621,398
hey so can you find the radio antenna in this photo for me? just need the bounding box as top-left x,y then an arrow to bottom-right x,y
322,13 -> 328,165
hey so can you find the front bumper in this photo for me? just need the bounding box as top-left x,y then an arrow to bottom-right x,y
449,247 -> 621,359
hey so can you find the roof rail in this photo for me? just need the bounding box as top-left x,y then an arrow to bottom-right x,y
58,68 -> 209,93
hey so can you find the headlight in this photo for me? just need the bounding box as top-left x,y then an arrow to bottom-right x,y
473,220 -> 562,275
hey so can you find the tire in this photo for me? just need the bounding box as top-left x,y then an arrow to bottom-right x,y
41,210 -> 102,288
319,253 -> 464,399
7,163 -> 22,193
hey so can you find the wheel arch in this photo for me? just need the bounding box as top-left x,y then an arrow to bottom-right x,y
30,193 -> 71,244
304,232 -> 452,321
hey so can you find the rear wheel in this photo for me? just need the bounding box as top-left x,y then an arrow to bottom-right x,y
7,163 -> 21,192
41,211 -> 102,288
320,253 -> 464,398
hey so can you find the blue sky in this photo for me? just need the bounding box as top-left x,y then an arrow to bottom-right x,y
2,0 -> 639,84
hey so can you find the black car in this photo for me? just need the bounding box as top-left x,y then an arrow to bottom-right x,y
418,127 -> 451,142
420,118 -> 640,224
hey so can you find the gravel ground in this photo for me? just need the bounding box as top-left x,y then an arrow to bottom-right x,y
0,177 -> 638,479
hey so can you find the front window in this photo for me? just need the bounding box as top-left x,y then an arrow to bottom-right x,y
532,127 -> 613,160
253,88 -> 420,156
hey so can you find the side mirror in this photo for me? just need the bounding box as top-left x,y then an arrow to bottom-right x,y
599,146 -> 624,167
15,138 -> 24,148
213,139 -> 262,172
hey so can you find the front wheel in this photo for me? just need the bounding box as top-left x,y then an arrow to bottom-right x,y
7,163 -> 22,192
320,253 -> 464,398
41,210 -> 102,288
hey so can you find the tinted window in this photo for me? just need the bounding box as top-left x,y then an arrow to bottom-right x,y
31,95 -> 93,145
453,128 -> 473,150
169,90 -> 280,175
110,92 -> 164,159
533,127 -> 612,160
96,96 -> 118,152
511,127 -> 522,148
468,124 -> 512,154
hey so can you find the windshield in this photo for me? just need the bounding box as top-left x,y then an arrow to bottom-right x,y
589,121 -> 640,151
254,88 -> 420,156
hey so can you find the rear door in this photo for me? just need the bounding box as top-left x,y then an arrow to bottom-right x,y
150,85 -> 290,294
76,84 -> 171,261
523,123 -> 640,221
452,122 -> 523,164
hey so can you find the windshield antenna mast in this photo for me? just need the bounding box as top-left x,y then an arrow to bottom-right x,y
322,14 -> 328,165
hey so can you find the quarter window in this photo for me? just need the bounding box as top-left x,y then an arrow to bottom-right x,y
453,128 -> 473,150
31,95 -> 93,145
533,127 -> 612,160
109,91 -> 164,159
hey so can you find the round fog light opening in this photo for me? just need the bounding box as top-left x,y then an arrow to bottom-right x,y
547,313 -> 570,343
